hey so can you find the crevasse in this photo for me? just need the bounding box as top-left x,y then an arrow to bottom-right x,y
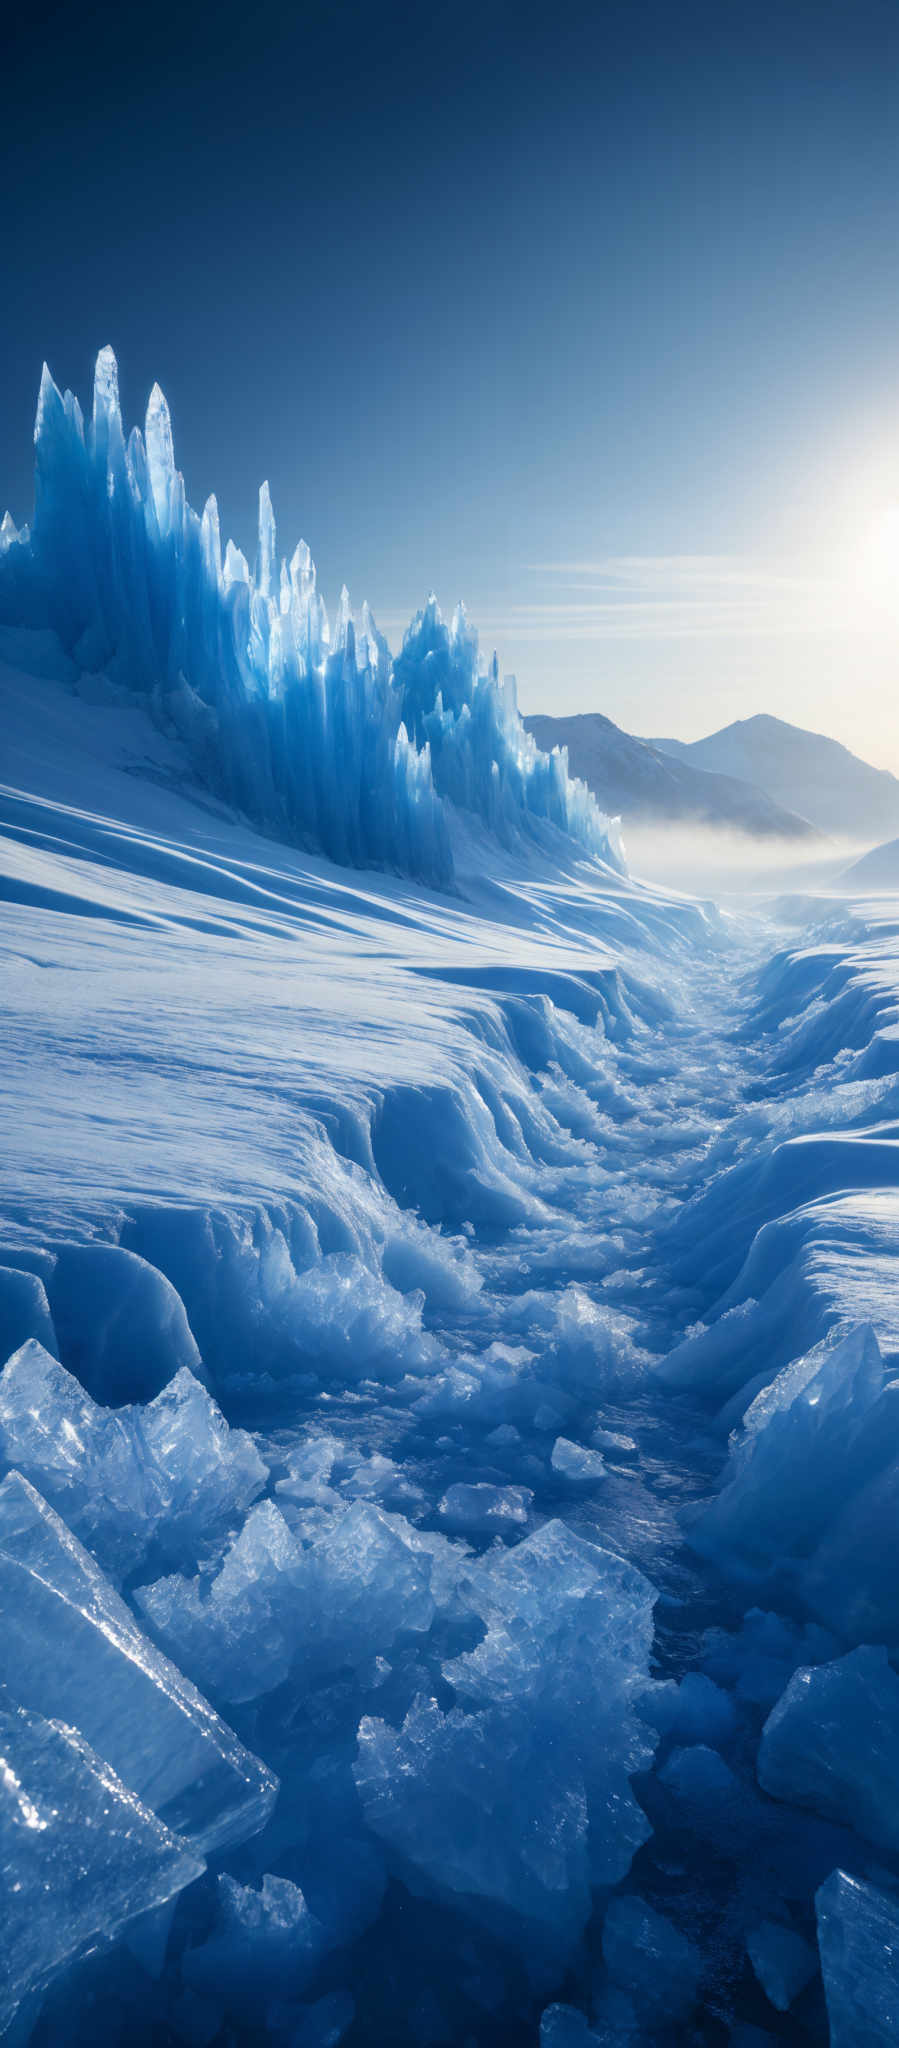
0,349 -> 620,886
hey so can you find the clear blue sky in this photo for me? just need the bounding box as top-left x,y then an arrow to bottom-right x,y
3,1 -> 899,761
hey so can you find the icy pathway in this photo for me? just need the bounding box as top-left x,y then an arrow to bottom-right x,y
5,667 -> 899,2043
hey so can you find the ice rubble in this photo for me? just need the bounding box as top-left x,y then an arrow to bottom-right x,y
356,1524 -> 656,1941
135,1497 -> 435,1705
0,351 -> 620,886
0,1340 -> 267,1578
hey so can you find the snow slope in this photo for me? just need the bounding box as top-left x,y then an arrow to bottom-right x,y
652,713 -> 899,842
524,710 -> 818,840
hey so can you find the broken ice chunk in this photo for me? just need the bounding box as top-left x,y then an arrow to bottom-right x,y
437,1482 -> 532,1534
640,1671 -> 737,1748
701,1608 -> 839,1714
275,1434 -> 342,1506
445,1521 -> 652,1733
140,1365 -> 268,1552
355,1692 -> 593,1932
0,1341 -> 140,1573
600,1895 -> 701,2024
550,1437 -> 607,1485
137,1497 -> 434,1704
692,1322 -> 895,1577
592,1427 -> 637,1458
485,1423 -> 520,1448
0,1469 -> 277,1854
657,1744 -> 745,1844
0,1698 -> 204,2035
758,1646 -> 899,1852
183,1873 -> 329,2010
802,1448 -> 899,1650
0,1342 -> 267,1577
356,1524 -> 656,1942
816,1869 -> 899,2045
747,1921 -> 817,2013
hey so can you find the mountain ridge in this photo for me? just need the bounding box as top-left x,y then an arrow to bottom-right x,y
523,710 -> 820,840
650,713 -> 899,840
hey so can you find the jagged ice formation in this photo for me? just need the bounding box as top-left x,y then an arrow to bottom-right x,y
0,350 -> 620,887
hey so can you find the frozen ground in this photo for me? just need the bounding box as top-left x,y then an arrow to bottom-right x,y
4,360 -> 899,2047
4,652 -> 899,2046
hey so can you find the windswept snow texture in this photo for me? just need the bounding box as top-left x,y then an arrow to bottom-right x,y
7,389 -> 899,2048
0,352 -> 620,886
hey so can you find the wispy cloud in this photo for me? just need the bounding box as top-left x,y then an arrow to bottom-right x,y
479,553 -> 845,643
370,552 -> 880,649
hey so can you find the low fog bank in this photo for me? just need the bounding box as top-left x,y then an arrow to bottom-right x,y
623,820 -> 871,900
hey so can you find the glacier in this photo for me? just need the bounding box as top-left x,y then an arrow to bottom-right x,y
5,357 -> 899,2044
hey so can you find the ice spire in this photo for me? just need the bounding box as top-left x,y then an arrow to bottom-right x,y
92,347 -> 120,432
145,383 -> 176,538
34,364 -> 63,447
201,495 -> 223,587
89,346 -> 124,478
256,482 -> 276,599
335,584 -> 352,655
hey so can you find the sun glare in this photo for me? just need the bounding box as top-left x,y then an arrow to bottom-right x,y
855,501 -> 899,613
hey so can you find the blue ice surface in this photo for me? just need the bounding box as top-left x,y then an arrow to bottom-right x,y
816,1870 -> 899,2045
0,1469 -> 277,1858
599,1894 -> 701,2025
8,361 -> 899,2046
691,1320 -> 896,1583
746,1920 -> 817,2013
0,352 -> 621,889
758,1646 -> 899,1854
0,1698 -> 205,2034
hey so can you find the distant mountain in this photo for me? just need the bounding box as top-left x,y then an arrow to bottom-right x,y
524,711 -> 819,840
650,715 -> 899,842
840,838 -> 899,888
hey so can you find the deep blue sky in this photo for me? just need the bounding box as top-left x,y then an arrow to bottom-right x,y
3,0 -> 899,757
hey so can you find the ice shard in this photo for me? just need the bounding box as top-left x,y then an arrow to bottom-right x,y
0,1699 -> 205,2035
0,1470 -> 277,1855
